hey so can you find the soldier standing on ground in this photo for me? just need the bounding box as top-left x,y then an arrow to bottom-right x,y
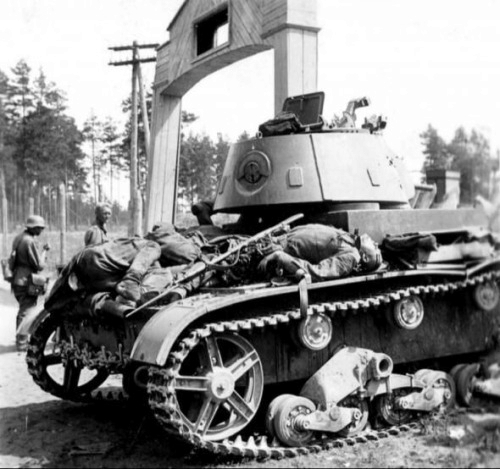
84,203 -> 112,246
11,215 -> 50,351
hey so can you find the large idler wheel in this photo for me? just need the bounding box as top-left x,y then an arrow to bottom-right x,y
26,313 -> 109,401
373,388 -> 414,427
172,333 -> 264,441
455,363 -> 480,407
272,395 -> 316,447
338,397 -> 369,437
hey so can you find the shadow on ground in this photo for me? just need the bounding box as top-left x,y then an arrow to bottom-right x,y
0,345 -> 17,355
0,399 -> 202,468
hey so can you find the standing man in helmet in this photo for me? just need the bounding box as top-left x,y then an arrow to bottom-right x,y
84,203 -> 112,246
11,215 -> 50,351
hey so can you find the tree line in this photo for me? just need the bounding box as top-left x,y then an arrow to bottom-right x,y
420,124 -> 499,205
0,59 -> 244,232
6,57 -> 491,236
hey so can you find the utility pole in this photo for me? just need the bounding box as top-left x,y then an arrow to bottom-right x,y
108,41 -> 158,236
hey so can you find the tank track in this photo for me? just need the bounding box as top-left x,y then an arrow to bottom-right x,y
147,271 -> 500,460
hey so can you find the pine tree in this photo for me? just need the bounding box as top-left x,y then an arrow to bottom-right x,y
420,124 -> 450,172
448,128 -> 494,204
82,113 -> 103,202
6,60 -> 34,122
101,117 -> 124,201
32,68 -> 66,112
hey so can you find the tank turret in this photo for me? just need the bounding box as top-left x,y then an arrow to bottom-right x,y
214,92 -> 487,240
214,92 -> 415,222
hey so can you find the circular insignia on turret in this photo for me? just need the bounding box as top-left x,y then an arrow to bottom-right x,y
243,161 -> 262,184
236,150 -> 272,194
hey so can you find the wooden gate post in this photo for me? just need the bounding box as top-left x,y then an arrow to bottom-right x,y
0,167 -> 8,257
147,0 -> 319,228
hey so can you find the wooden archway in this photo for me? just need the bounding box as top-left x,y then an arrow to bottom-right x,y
146,0 -> 320,227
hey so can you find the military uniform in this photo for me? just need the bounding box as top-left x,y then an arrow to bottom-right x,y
12,219 -> 48,349
84,223 -> 108,246
84,203 -> 111,246
260,224 -> 362,281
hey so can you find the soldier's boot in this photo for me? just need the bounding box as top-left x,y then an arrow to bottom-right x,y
116,278 -> 141,303
100,299 -> 135,318
164,287 -> 187,304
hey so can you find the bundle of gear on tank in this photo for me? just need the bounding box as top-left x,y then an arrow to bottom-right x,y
381,228 -> 500,269
381,232 -> 439,268
201,234 -> 282,286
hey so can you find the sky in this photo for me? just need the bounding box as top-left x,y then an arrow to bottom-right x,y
2,0 -> 500,201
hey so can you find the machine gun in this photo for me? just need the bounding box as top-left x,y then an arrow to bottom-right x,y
126,213 -> 304,317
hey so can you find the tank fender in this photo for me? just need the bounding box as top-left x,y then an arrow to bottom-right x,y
131,302 -> 209,366
466,256 -> 500,277
17,305 -> 50,337
300,347 -> 393,406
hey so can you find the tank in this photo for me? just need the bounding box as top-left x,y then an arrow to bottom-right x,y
22,92 -> 500,459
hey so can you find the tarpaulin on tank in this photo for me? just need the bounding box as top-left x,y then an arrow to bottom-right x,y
45,238 -> 161,312
74,238 -> 160,291
258,112 -> 302,137
146,223 -> 202,266
381,233 -> 438,265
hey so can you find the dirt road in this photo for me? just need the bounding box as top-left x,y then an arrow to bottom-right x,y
1,278 -> 499,468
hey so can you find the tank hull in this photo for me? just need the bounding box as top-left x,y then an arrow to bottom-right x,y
132,265 -> 500,380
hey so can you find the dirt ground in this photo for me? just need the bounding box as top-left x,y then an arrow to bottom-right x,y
1,278 -> 500,468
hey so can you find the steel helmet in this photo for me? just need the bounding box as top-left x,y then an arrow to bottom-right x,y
26,215 -> 46,229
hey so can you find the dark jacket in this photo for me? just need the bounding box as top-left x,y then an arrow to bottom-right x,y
11,231 -> 46,286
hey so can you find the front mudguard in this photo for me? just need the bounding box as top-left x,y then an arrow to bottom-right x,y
130,282 -> 311,366
131,301 -> 209,366
17,305 -> 51,337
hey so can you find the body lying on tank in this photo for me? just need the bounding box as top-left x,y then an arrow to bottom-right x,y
21,91 -> 500,454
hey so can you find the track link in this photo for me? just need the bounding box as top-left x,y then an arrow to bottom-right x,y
147,271 -> 500,460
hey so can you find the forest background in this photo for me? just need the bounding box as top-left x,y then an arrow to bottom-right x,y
0,59 -> 498,265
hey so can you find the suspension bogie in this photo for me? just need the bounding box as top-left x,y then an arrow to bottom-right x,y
266,348 -> 456,447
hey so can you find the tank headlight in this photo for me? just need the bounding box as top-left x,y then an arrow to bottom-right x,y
297,312 -> 333,351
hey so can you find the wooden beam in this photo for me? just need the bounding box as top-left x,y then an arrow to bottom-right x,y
130,42 -> 140,236
109,57 -> 157,66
